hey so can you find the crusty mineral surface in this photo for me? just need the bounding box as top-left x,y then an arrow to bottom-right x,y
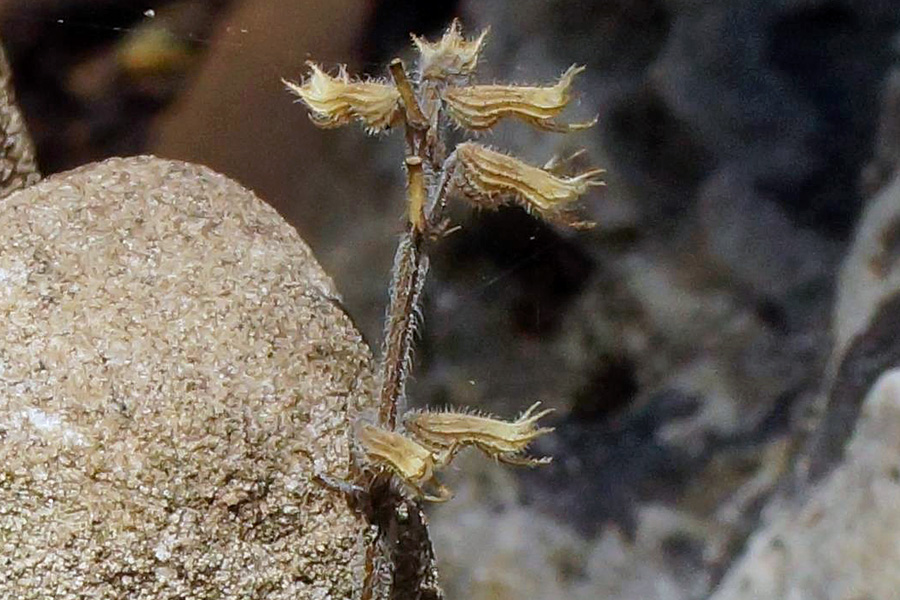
0,156 -> 384,599
0,42 -> 39,197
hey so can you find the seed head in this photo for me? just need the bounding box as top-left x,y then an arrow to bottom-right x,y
403,402 -> 556,467
412,19 -> 489,80
452,142 -> 605,228
283,62 -> 401,133
356,422 -> 452,502
444,65 -> 596,132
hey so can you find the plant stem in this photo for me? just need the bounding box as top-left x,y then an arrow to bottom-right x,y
389,59 -> 428,131
376,61 -> 440,429
377,218 -> 429,429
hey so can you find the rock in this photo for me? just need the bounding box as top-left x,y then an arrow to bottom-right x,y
812,62 -> 900,479
697,166 -> 841,301
0,156 -> 385,599
443,3 -> 898,599
710,369 -> 900,599
801,171 -> 900,483
833,172 -> 900,361
0,42 -> 39,196
714,124 -> 900,598
6,3 -> 900,598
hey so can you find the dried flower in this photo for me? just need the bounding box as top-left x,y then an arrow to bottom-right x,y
283,62 -> 401,133
404,402 -> 555,466
412,19 -> 489,80
451,142 -> 605,227
444,65 -> 596,132
286,19 -> 602,596
356,422 -> 452,502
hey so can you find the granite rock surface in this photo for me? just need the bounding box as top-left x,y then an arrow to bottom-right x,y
0,155 -> 382,599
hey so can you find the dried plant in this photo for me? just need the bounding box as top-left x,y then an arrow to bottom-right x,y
356,422 -> 454,502
403,402 -> 556,468
285,19 -> 602,599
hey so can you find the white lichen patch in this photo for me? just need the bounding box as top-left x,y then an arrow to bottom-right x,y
0,259 -> 28,296
18,407 -> 86,446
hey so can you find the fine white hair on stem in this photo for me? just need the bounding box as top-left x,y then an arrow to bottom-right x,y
377,232 -> 429,428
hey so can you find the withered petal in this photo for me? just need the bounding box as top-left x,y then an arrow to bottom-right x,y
412,19 -> 489,80
453,142 -> 604,227
283,62 -> 402,133
444,65 -> 594,132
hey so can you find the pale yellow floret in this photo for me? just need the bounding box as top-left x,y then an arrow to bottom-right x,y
444,65 -> 597,132
283,62 -> 401,133
412,19 -> 489,80
453,142 -> 605,228
403,402 -> 556,467
356,422 -> 452,502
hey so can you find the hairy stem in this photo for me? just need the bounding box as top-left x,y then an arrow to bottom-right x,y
377,230 -> 428,429
376,61 -> 441,429
0,42 -> 40,199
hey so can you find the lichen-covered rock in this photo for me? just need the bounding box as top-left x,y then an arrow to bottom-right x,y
0,156 -> 384,599
0,43 -> 39,197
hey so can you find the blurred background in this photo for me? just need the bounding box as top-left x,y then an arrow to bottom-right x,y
3,1 -> 900,598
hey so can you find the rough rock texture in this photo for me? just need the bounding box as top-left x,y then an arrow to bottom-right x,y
0,156 -> 384,599
0,42 -> 38,197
